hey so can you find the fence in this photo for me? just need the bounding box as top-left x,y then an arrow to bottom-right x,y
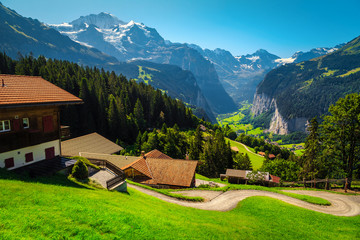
89,159 -> 126,190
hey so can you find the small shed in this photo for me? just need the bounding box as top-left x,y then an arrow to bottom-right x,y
225,169 -> 247,184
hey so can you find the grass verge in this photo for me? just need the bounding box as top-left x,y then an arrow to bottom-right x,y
195,174 -> 331,205
127,180 -> 204,202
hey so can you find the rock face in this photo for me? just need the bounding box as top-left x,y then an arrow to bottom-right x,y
252,93 -> 308,134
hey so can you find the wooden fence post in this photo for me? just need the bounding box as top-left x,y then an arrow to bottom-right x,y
303,177 -> 305,188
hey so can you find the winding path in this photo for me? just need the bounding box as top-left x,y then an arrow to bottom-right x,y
128,184 -> 360,216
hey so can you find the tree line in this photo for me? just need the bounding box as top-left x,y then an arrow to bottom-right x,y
0,53 -> 201,144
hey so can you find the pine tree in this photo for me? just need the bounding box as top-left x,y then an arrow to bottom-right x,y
189,125 -> 203,160
133,98 -> 146,131
301,117 -> 320,185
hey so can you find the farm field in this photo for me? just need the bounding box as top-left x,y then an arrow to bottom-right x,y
227,139 -> 264,170
0,172 -> 359,239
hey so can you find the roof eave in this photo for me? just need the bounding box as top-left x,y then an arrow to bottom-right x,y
0,100 -> 83,109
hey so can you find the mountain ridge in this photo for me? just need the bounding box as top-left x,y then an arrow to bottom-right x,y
252,35 -> 360,134
50,12 -> 238,114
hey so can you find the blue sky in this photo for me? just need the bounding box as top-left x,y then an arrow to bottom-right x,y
2,0 -> 360,57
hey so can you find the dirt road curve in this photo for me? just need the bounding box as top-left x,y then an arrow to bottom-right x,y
128,184 -> 360,216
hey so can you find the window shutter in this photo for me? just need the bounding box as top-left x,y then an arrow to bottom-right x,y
43,116 -> 54,133
4,158 -> 14,168
25,152 -> 34,163
12,119 -> 20,131
45,147 -> 55,160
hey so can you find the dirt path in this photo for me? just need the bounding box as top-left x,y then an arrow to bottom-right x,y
128,184 -> 360,216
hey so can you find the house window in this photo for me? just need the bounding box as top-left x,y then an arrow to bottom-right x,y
23,118 -> 29,129
25,152 -> 34,163
45,147 -> 55,160
0,120 -> 11,132
4,158 -> 14,168
43,116 -> 54,133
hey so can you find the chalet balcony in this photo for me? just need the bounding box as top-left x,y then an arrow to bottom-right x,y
0,129 -> 59,153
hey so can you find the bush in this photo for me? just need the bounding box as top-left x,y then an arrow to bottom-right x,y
72,160 -> 88,180
70,156 -> 100,170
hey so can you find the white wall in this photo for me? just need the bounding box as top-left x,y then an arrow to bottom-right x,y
0,140 -> 60,170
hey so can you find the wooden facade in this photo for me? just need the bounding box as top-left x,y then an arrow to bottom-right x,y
0,105 -> 60,154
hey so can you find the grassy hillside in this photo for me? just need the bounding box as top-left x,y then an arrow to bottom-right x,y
256,35 -> 360,120
0,173 -> 359,239
217,105 -> 264,135
227,139 -> 264,170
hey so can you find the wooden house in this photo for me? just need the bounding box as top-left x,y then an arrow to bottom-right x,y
0,75 -> 82,170
121,149 -> 198,189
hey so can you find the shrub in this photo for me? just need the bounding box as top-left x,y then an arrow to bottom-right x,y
70,156 -> 100,170
72,160 -> 88,180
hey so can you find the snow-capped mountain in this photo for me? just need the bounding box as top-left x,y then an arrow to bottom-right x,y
50,13 -> 237,115
187,44 -> 344,104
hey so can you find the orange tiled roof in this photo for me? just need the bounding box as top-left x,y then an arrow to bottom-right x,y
268,154 -> 276,159
146,158 -> 198,187
122,150 -> 198,187
0,74 -> 82,107
145,149 -> 172,159
270,175 -> 281,183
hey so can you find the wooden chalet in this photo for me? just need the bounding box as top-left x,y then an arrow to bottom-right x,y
121,149 -> 198,189
0,74 -> 82,170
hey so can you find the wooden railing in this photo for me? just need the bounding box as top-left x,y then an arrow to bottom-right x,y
88,158 -> 126,190
106,175 -> 125,190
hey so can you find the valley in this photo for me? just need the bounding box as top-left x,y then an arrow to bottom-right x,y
0,1 -> 360,239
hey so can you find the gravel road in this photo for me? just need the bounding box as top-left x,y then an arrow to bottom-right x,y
128,184 -> 360,216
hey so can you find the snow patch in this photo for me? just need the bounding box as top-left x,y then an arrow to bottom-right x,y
48,22 -> 73,28
275,57 -> 295,64
246,56 -> 260,62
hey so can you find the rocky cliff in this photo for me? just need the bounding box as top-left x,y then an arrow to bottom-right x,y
252,93 -> 308,134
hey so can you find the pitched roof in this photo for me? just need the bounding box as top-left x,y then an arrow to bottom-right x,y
270,175 -> 281,183
122,157 -> 153,178
268,154 -> 276,159
0,74 -> 82,107
79,152 -> 138,169
144,149 -> 172,159
225,169 -> 247,178
146,158 -> 198,187
61,133 -> 123,157
121,150 -> 198,187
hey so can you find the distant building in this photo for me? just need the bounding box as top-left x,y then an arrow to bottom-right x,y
0,75 -> 82,170
268,154 -> 276,159
221,169 -> 280,186
258,152 -> 266,157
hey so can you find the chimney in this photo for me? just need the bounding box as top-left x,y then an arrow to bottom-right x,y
185,152 -> 189,160
141,151 -> 145,157
2,79 -> 5,87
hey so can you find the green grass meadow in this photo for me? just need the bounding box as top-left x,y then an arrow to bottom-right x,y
228,139 -> 264,170
0,172 -> 359,239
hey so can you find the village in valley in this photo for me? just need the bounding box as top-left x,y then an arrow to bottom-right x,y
0,1 -> 360,239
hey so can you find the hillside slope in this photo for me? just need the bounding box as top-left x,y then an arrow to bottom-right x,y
252,36 -> 360,134
0,173 -> 359,239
